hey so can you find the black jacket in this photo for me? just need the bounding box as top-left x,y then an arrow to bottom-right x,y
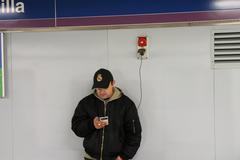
71,88 -> 142,160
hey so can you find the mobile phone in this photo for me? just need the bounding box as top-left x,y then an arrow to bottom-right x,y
99,116 -> 109,125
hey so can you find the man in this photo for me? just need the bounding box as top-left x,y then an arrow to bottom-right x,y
71,68 -> 142,160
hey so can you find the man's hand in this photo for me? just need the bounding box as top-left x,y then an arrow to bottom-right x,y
93,117 -> 107,129
116,156 -> 123,160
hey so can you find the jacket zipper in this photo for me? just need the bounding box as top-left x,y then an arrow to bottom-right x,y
100,101 -> 107,160
132,120 -> 136,134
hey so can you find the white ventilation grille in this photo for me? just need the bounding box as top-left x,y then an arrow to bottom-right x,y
213,31 -> 240,68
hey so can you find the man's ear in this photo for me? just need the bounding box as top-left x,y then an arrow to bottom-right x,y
112,80 -> 116,86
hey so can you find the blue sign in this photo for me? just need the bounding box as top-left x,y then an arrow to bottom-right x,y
0,0 -> 55,19
57,0 -> 213,17
0,0 -> 55,28
56,0 -> 240,26
1,0 -> 240,28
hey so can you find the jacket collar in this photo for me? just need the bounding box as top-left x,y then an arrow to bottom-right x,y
94,87 -> 122,103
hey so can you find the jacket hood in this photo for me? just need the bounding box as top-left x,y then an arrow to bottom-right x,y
93,87 -> 122,102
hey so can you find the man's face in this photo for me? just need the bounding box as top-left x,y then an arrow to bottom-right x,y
96,81 -> 114,99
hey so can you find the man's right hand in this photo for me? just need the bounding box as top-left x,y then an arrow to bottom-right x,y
93,117 -> 107,129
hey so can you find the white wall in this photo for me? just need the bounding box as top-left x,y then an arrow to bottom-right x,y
0,25 -> 239,160
215,69 -> 240,160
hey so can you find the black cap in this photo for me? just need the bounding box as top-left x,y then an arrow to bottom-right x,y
92,68 -> 114,89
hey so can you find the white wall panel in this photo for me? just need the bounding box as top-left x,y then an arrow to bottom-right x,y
10,31 -> 108,160
0,98 -> 12,160
215,69 -> 240,160
108,27 -> 214,160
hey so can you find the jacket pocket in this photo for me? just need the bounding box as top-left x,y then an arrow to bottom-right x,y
83,131 -> 100,155
105,130 -> 122,155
